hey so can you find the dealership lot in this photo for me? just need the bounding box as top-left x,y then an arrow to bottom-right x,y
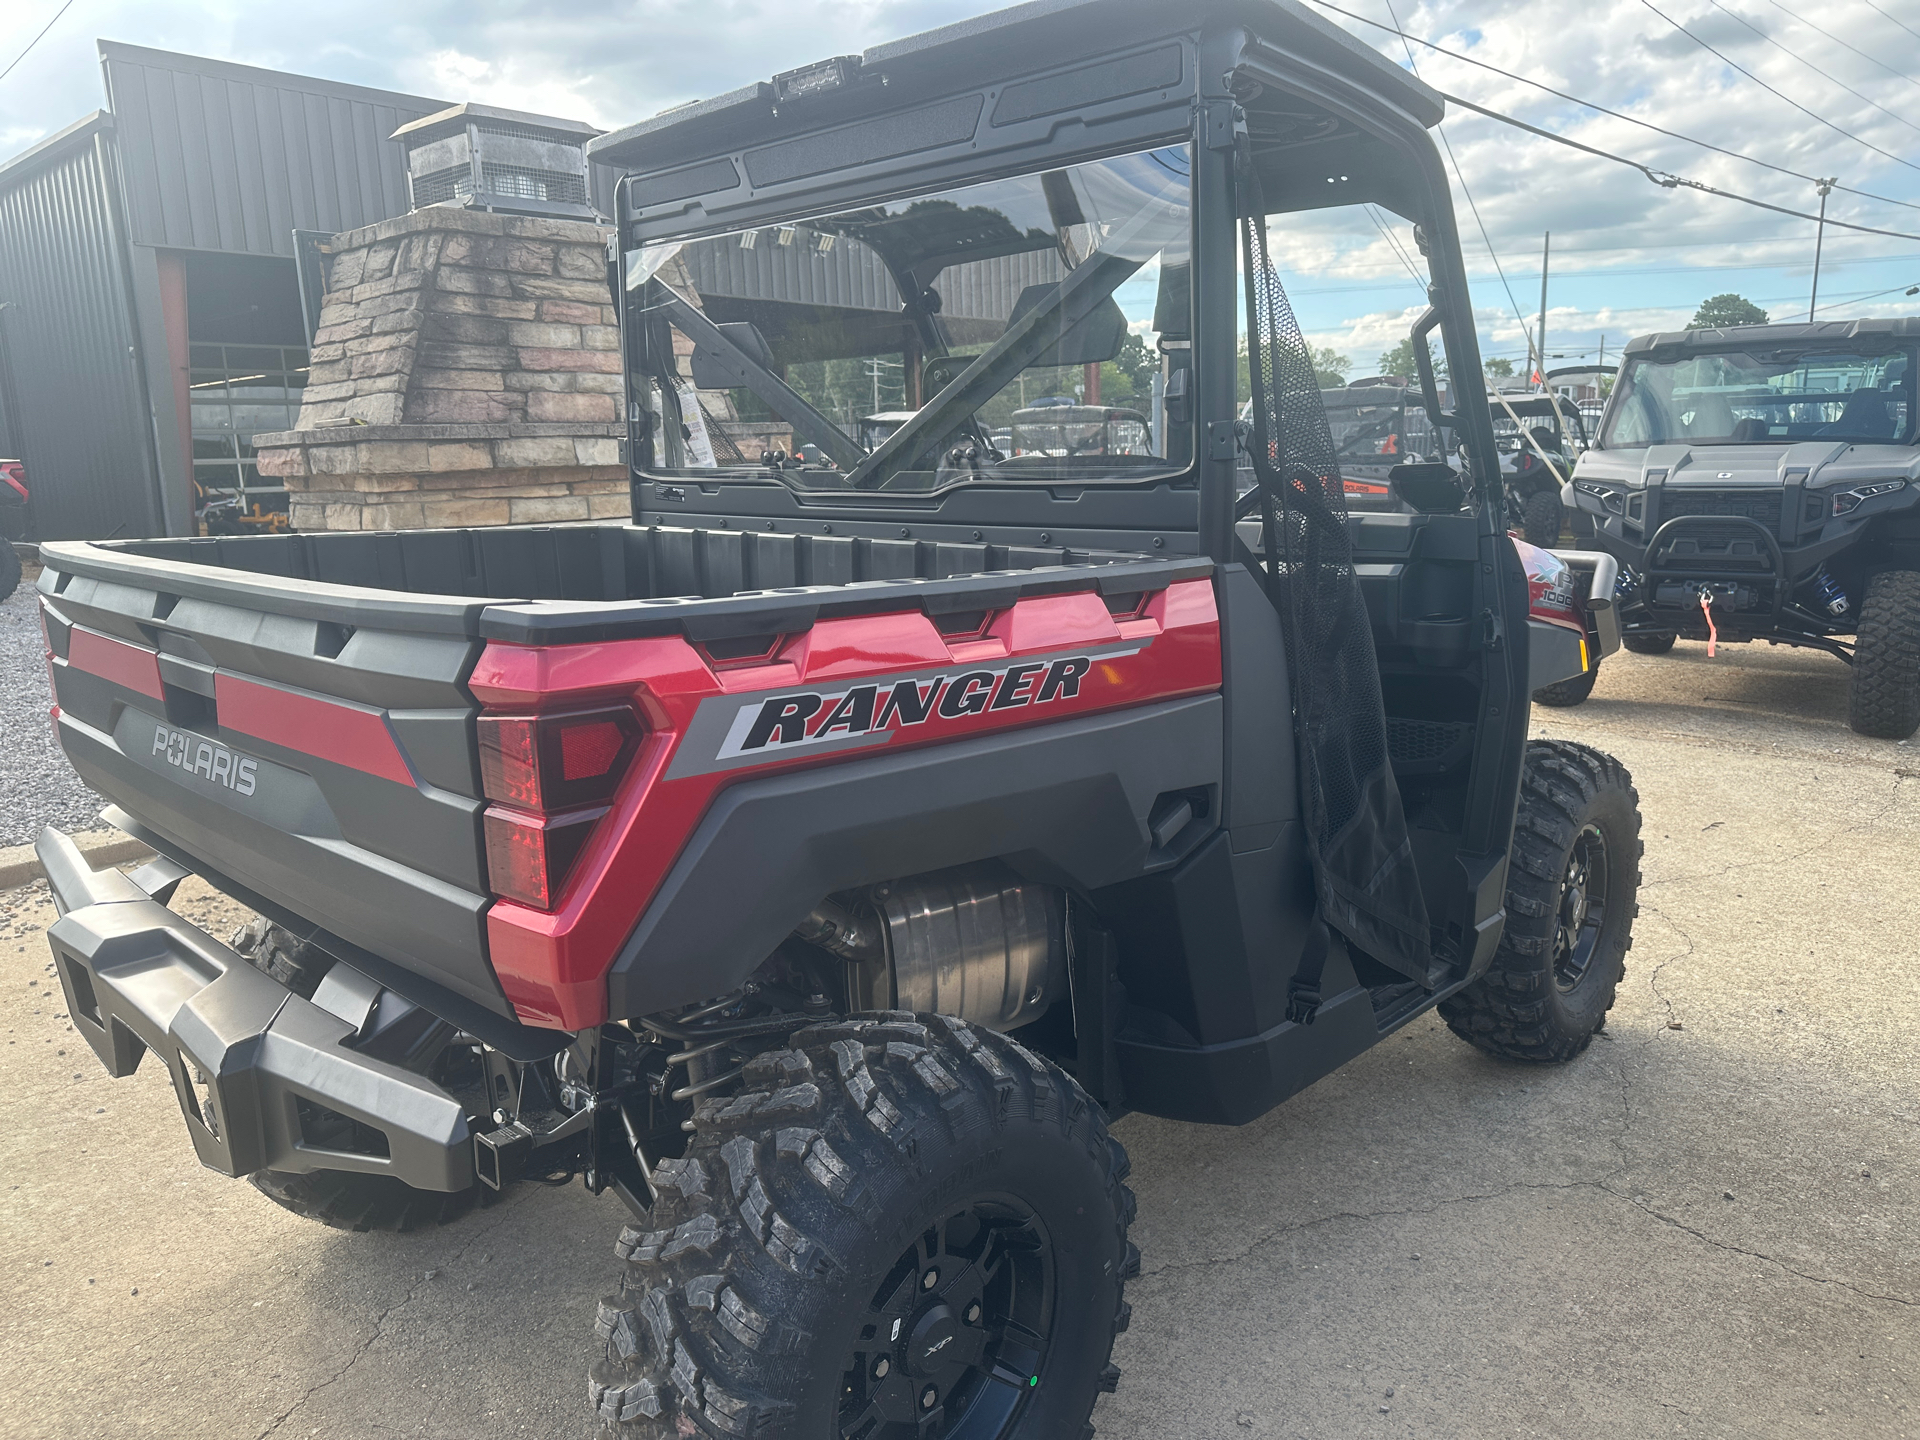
3,640 -> 1915,1440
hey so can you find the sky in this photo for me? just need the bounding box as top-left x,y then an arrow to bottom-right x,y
4,0 -> 1919,380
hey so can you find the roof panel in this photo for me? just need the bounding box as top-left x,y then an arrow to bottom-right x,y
99,42 -> 445,258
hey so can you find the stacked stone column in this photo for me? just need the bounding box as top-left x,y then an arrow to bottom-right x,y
253,206 -> 629,530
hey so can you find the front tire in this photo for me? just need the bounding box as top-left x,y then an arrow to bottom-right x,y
1441,741 -> 1641,1063
1622,631 -> 1676,656
1532,664 -> 1598,708
588,1013 -> 1136,1439
1848,570 -> 1920,739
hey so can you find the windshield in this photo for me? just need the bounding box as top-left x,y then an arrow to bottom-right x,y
1601,347 -> 1915,448
1321,388 -> 1410,460
625,146 -> 1191,492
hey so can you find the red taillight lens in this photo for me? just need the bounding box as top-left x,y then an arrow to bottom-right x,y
477,705 -> 642,909
478,706 -> 640,811
483,806 -> 604,910
0,462 -> 26,502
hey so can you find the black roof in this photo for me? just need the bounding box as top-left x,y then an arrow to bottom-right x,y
588,0 -> 1441,174
1623,317 -> 1920,356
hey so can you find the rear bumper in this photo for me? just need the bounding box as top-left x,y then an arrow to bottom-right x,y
38,827 -> 473,1192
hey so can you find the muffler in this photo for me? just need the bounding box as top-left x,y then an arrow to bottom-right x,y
797,861 -> 1067,1030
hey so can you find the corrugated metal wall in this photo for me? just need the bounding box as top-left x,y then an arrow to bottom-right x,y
0,116 -> 163,539
101,44 -> 444,259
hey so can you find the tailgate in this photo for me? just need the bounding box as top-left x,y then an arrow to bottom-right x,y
36,544 -> 508,1017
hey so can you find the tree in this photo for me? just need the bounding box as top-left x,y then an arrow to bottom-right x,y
1688,293 -> 1769,329
1310,346 -> 1351,388
1483,357 -> 1515,379
1378,336 -> 1446,382
1098,331 -> 1158,405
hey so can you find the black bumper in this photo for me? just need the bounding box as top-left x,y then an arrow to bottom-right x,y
38,827 -> 473,1192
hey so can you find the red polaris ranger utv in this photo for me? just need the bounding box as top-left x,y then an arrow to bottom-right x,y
34,2 -> 1636,1435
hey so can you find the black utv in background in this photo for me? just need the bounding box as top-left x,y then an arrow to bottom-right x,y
1569,320 -> 1920,736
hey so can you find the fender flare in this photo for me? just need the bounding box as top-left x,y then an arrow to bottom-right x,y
603,696 -> 1225,1019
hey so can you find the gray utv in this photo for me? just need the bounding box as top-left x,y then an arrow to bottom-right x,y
1569,319 -> 1920,736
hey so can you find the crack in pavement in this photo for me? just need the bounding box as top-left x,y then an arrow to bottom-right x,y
1614,1189 -> 1918,1311
1137,1175 -> 1916,1312
1638,902 -> 1695,1033
251,1194 -> 531,1440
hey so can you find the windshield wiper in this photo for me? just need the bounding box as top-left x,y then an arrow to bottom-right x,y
651,290 -> 867,471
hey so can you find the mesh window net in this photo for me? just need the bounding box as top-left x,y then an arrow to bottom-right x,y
1238,180 -> 1433,986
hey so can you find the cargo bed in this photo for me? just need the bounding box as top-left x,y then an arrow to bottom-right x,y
38,523 -> 1203,1029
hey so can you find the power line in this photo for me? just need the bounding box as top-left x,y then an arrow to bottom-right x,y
1706,0 -> 1920,138
1857,0 -> 1920,43
1286,250 -> 1920,295
1764,0 -> 1920,97
0,0 -> 75,84
1378,0 -> 1540,373
1304,0 -> 1920,216
1637,0 -> 1920,175
1443,92 -> 1920,244
1363,203 -> 1427,287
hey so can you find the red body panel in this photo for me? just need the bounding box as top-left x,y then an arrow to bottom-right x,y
67,626 -> 164,701
60,624 -> 418,786
1513,536 -> 1586,637
474,579 -> 1224,1029
216,673 -> 416,786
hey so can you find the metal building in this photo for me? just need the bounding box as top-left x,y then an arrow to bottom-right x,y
0,43 -> 451,540
0,42 -> 1067,541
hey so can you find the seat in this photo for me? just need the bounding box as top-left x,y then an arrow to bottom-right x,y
1821,388 -> 1893,440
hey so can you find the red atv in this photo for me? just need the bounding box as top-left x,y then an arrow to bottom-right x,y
34,4 -> 1635,1435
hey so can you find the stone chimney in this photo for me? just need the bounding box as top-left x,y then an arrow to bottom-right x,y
252,109 -> 627,531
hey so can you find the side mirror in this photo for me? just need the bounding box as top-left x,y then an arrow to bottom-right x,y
1390,461 -> 1468,514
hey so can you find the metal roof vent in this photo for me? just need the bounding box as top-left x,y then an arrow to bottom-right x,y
391,103 -> 601,220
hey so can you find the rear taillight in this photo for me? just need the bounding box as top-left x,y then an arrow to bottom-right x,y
0,462 -> 26,502
478,707 -> 641,909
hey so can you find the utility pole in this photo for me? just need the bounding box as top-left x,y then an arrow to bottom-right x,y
1535,231 -> 1550,391
1809,178 -> 1836,321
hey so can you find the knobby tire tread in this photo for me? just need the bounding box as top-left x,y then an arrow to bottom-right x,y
1521,490 -> 1563,550
1440,741 -> 1641,1063
1848,570 -> 1920,739
1531,665 -> 1598,708
588,1014 -> 1136,1439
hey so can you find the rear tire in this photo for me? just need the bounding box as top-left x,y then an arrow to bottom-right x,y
0,542 -> 20,603
1521,489 -> 1563,549
1622,632 -> 1676,656
1531,664 -> 1598,707
230,919 -> 498,1233
1441,741 -> 1640,1063
587,1013 -> 1135,1439
1848,570 -> 1920,739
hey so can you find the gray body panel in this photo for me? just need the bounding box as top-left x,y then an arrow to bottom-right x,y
606,695 -> 1226,1018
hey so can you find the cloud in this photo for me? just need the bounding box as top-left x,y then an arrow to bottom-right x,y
3,0 -> 1914,372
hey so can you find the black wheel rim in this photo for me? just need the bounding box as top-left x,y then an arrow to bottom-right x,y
1553,823 -> 1610,993
837,1196 -> 1054,1439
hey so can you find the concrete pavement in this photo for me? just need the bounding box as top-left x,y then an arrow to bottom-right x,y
2,637 -> 1914,1439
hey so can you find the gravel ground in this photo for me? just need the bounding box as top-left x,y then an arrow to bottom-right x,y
0,564 -> 103,847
